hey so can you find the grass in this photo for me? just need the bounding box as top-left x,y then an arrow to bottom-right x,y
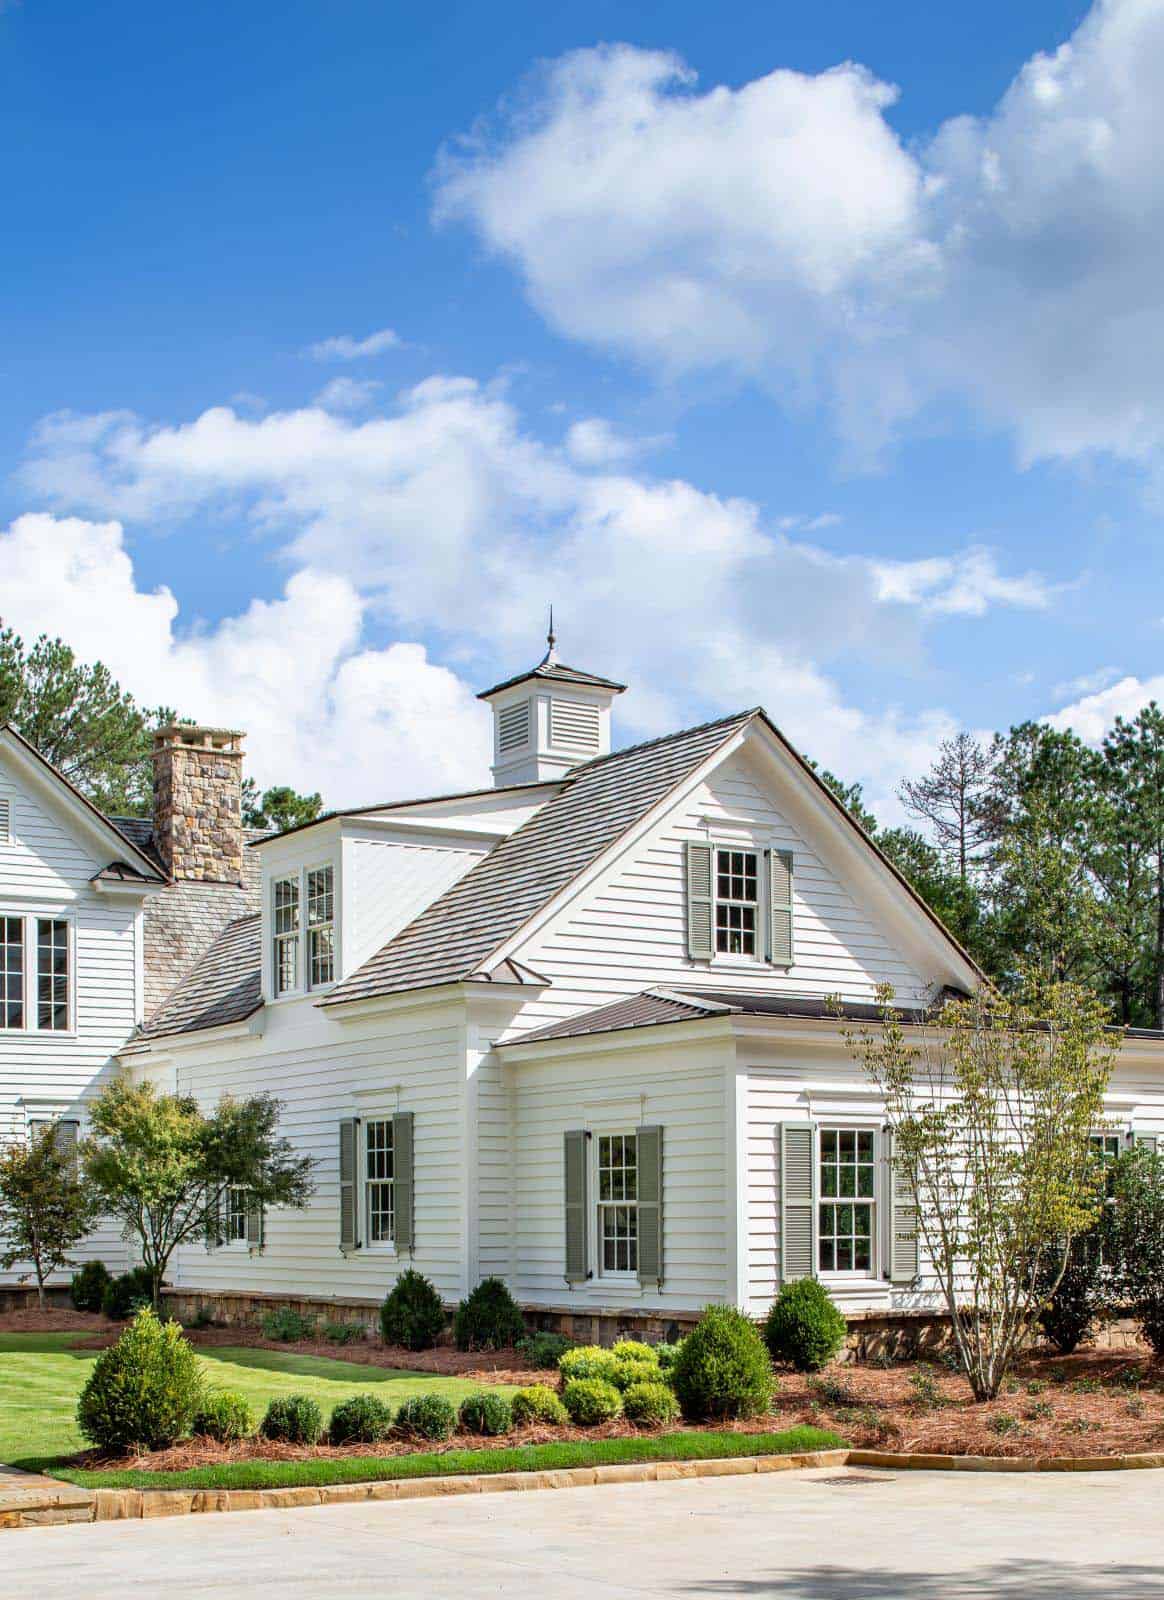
0,1332 -> 518,1470
46,1425 -> 848,1491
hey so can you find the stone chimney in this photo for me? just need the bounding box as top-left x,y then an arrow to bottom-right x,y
152,726 -> 244,884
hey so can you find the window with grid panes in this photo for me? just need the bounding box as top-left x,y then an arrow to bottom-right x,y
818,1128 -> 876,1274
306,866 -> 334,988
226,1186 -> 248,1244
272,876 -> 300,995
36,919 -> 68,1031
365,1119 -> 395,1244
598,1133 -> 638,1273
1,916 -> 23,1030
715,848 -> 758,955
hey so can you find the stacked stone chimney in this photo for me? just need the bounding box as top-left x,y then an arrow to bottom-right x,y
152,726 -> 244,884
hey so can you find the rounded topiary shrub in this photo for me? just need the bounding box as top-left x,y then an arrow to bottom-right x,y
453,1276 -> 526,1351
76,1307 -> 204,1452
611,1339 -> 655,1364
622,1380 -> 680,1428
671,1306 -> 774,1421
611,1357 -> 660,1391
562,1377 -> 622,1426
380,1270 -> 446,1353
70,1260 -> 112,1315
516,1331 -> 574,1370
329,1393 -> 393,1445
396,1394 -> 457,1442
458,1391 -> 513,1436
558,1345 -> 620,1385
763,1279 -> 848,1373
510,1384 -> 569,1427
101,1265 -> 155,1321
193,1391 -> 255,1443
259,1394 -> 323,1445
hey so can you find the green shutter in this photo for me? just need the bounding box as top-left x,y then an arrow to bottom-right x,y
339,1118 -> 359,1253
886,1129 -> 919,1284
780,1122 -> 815,1283
767,849 -> 794,967
564,1130 -> 589,1284
246,1193 -> 265,1251
393,1111 -> 414,1252
685,841 -> 714,960
636,1126 -> 663,1290
204,1185 -> 222,1252
1136,1132 -> 1159,1154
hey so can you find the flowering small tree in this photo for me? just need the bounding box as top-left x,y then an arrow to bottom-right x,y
841,976 -> 1114,1399
0,1125 -> 101,1306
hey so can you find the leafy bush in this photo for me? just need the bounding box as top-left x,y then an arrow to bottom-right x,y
453,1276 -> 525,1351
259,1394 -> 323,1444
562,1377 -> 623,1425
76,1307 -> 204,1451
380,1270 -> 446,1352
763,1279 -> 847,1372
671,1306 -> 774,1421
329,1393 -> 393,1445
558,1345 -> 620,1385
458,1391 -> 513,1436
654,1340 -> 685,1375
191,1304 -> 218,1329
322,1320 -> 365,1345
622,1381 -> 680,1427
260,1307 -> 316,1343
510,1384 -> 569,1427
1030,1231 -> 1105,1354
611,1357 -> 660,1391
611,1339 -> 656,1363
808,1374 -> 860,1409
988,1412 -> 1021,1436
907,1366 -> 948,1410
1095,1147 -> 1164,1355
516,1330 -> 574,1369
193,1391 -> 255,1442
101,1265 -> 155,1321
70,1260 -> 111,1314
395,1394 -> 457,1441
1026,1399 -> 1054,1421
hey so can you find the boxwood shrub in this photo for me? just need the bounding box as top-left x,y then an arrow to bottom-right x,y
654,1340 -> 685,1375
193,1391 -> 255,1443
763,1279 -> 848,1372
101,1265 -> 155,1321
76,1307 -> 204,1452
622,1380 -> 680,1427
70,1260 -> 111,1315
558,1345 -> 620,1385
395,1394 -> 457,1441
458,1391 -> 513,1436
329,1393 -> 393,1445
259,1394 -> 323,1444
380,1270 -> 446,1352
671,1306 -> 774,1421
562,1377 -> 623,1426
510,1384 -> 569,1427
611,1339 -> 656,1363
453,1276 -> 526,1351
611,1357 -> 660,1391
516,1330 -> 575,1369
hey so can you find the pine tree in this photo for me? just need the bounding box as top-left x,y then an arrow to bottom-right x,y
899,732 -> 994,887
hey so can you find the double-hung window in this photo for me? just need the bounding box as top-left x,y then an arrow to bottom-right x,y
364,1118 -> 395,1245
1,916 -> 24,1030
271,865 -> 336,996
598,1133 -> 638,1275
818,1128 -> 876,1275
307,866 -> 334,987
715,849 -> 758,956
225,1186 -> 248,1245
0,916 -> 70,1032
272,876 -> 300,995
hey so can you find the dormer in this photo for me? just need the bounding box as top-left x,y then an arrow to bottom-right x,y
477,627 -> 626,787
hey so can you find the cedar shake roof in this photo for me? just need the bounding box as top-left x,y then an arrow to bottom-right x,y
476,659 -> 628,700
136,913 -> 263,1040
321,709 -> 756,1008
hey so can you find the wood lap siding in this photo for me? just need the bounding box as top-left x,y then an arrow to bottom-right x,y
346,838 -> 487,978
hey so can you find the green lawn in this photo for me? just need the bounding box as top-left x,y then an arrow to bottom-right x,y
0,1332 -> 518,1470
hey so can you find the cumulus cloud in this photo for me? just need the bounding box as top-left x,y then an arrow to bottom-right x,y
314,376 -> 384,412
306,328 -> 401,361
564,416 -> 670,466
871,547 -> 1057,616
434,2 -> 1164,474
1046,672 -> 1164,743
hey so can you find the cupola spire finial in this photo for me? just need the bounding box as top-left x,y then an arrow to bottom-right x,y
543,604 -> 558,665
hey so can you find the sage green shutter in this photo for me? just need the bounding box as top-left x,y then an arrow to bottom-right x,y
780,1122 -> 815,1283
339,1118 -> 359,1253
564,1130 -> 589,1284
767,849 -> 794,967
685,841 -> 714,959
392,1111 -> 414,1252
886,1129 -> 919,1283
53,1118 -> 79,1180
204,1185 -> 222,1252
246,1193 -> 265,1251
636,1126 -> 663,1290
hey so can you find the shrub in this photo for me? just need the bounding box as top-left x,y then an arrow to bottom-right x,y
611,1357 -> 660,1391
193,1391 -> 255,1442
70,1260 -> 111,1314
562,1377 -> 622,1425
260,1307 -> 316,1343
671,1306 -> 773,1421
259,1394 -> 323,1444
380,1270 -> 446,1352
622,1380 -> 680,1427
191,1304 -> 217,1329
453,1276 -> 525,1351
558,1345 -> 620,1385
101,1265 -> 155,1321
654,1340 -> 685,1375
988,1412 -> 1021,1436
395,1394 -> 457,1442
329,1393 -> 393,1445
510,1384 -> 569,1427
763,1279 -> 847,1372
611,1338 -> 655,1363
76,1307 -> 204,1451
516,1330 -> 574,1369
322,1320 -> 365,1345
1030,1232 -> 1105,1354
1026,1400 -> 1054,1421
808,1374 -> 860,1409
1098,1146 -> 1164,1356
907,1366 -> 947,1410
458,1391 -> 513,1436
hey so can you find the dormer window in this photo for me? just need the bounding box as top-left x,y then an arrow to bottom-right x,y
307,866 -> 335,987
272,876 -> 300,995
271,864 -> 336,997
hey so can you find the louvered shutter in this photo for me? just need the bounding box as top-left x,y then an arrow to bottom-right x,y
685,841 -> 714,960
780,1122 -> 815,1283
0,797 -> 10,844
246,1192 -> 265,1251
1136,1132 -> 1159,1154
886,1129 -> 919,1283
53,1118 -> 79,1180
339,1118 -> 359,1253
392,1111 -> 414,1252
767,849 -> 794,967
204,1185 -> 222,1252
564,1130 -> 589,1283
636,1126 -> 663,1290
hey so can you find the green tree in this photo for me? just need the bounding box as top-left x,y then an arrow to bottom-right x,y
0,1125 -> 102,1306
1105,1146 -> 1164,1355
83,1077 -> 315,1309
878,825 -> 987,958
807,761 -> 879,836
1100,705 -> 1164,1027
241,779 -> 323,832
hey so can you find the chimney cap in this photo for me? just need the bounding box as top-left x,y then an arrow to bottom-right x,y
153,725 -> 245,752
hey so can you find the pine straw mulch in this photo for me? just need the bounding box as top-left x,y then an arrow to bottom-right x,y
0,1306 -> 121,1336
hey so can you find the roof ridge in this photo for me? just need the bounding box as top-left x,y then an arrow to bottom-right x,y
566,706 -> 759,777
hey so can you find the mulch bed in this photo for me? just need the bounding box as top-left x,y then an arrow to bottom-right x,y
0,1307 -> 121,1336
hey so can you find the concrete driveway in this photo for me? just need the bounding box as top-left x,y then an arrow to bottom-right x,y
5,1466 -> 1163,1598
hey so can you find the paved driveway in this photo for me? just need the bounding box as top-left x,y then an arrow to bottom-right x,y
6,1466 -> 1163,1598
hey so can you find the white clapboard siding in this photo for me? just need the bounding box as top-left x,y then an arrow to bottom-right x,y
473,1035 -> 513,1282
344,836 -> 488,976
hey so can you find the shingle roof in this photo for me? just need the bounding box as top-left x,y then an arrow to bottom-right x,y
136,913 -> 262,1040
322,709 -> 757,1008
477,659 -> 628,700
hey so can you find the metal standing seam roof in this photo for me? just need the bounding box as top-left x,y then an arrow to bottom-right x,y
321,709 -> 757,1008
135,912 -> 263,1041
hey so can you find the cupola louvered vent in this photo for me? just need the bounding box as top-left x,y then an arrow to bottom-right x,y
0,797 -> 10,844
497,699 -> 531,754
550,699 -> 601,754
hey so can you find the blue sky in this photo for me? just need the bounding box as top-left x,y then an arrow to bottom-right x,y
1,0 -> 1160,817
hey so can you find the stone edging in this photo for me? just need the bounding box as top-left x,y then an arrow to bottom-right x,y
848,1447 -> 1164,1473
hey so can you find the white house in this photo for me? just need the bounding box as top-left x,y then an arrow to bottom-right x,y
4,642 -> 1163,1338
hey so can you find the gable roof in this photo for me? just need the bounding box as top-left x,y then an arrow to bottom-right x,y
135,912 -> 262,1041
321,709 -> 755,1007
477,659 -> 628,700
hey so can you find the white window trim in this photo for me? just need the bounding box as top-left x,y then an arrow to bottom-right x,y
0,911 -> 76,1037
815,1122 -> 881,1287
592,1125 -> 640,1282
222,1185 -> 250,1252
708,841 -> 765,967
266,859 -> 338,1001
361,1115 -> 398,1254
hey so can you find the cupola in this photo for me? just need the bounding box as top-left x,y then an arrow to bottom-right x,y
477,618 -> 626,787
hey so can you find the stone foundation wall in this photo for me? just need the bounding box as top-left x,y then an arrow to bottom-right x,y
0,1285 -> 73,1314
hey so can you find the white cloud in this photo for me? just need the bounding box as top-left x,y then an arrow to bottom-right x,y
1046,672 -> 1164,743
306,328 -> 401,361
434,3 -> 1164,474
564,416 -> 670,466
314,377 -> 384,412
871,547 -> 1056,616
1052,664 -> 1123,700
